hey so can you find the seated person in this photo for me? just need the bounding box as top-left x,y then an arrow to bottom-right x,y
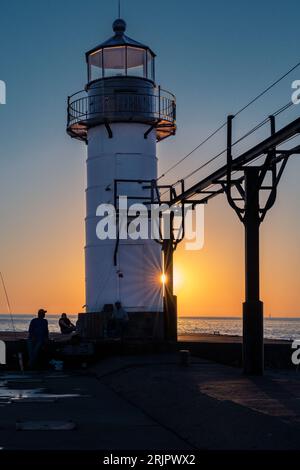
102,304 -> 115,337
113,302 -> 129,339
59,313 -> 76,335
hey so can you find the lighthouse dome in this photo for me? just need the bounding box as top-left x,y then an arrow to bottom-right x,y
86,19 -> 156,83
112,18 -> 126,34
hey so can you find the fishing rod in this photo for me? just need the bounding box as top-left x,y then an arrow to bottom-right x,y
0,271 -> 24,371
0,271 -> 17,340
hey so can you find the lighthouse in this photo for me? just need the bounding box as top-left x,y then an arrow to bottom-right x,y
67,18 -> 176,334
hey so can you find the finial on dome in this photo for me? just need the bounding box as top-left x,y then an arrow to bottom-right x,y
113,18 -> 126,35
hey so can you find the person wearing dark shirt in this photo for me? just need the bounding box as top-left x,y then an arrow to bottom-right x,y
59,313 -> 76,335
28,309 -> 49,368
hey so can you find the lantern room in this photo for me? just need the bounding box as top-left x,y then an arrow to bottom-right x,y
67,19 -> 176,142
86,19 -> 155,83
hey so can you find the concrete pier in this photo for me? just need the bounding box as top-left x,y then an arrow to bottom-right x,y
0,353 -> 300,450
0,331 -> 294,370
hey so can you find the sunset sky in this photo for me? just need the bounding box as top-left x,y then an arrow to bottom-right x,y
0,0 -> 299,317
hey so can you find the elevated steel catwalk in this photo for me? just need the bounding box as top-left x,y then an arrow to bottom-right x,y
162,114 -> 300,374
170,116 -> 300,205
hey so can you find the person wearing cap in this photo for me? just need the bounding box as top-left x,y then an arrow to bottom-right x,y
27,309 -> 49,368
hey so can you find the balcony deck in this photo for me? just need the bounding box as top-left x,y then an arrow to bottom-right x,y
67,88 -> 176,142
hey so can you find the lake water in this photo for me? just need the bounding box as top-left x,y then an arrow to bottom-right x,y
0,314 -> 300,340
178,316 -> 300,340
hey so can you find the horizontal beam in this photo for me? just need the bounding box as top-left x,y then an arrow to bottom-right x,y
275,144 -> 300,155
171,117 -> 300,204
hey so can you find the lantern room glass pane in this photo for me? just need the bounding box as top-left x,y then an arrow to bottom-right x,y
127,47 -> 146,78
103,47 -> 126,77
89,49 -> 103,81
147,50 -> 154,81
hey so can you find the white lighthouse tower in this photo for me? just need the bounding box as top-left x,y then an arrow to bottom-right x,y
67,18 -> 176,334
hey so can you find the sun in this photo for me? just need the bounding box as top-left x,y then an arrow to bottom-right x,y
160,268 -> 183,290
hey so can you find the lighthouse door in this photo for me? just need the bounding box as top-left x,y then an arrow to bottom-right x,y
119,244 -> 146,310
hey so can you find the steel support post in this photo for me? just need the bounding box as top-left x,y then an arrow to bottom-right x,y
163,238 -> 177,342
243,167 -> 264,375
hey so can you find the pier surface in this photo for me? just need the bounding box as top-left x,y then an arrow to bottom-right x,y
0,331 -> 291,343
1,331 -> 292,369
0,353 -> 300,450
